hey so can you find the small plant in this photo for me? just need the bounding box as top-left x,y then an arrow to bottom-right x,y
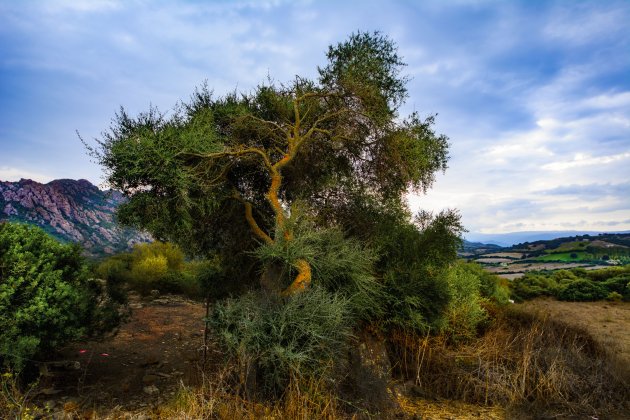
0,371 -> 39,419
606,291 -> 623,302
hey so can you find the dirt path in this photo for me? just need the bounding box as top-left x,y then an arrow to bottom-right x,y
33,293 -> 212,416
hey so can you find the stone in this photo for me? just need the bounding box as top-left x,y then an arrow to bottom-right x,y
143,385 -> 159,395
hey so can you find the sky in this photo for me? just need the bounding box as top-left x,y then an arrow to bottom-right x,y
1,0 -> 629,235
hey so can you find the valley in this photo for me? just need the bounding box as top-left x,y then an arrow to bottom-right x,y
462,233 -> 630,280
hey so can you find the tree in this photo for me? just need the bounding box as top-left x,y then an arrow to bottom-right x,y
86,32 -> 450,296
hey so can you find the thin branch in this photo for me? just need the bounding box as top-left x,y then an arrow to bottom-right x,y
183,147 -> 273,170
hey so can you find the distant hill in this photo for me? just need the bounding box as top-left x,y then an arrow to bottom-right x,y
0,178 -> 150,256
460,239 -> 503,255
508,232 -> 630,255
466,230 -> 630,247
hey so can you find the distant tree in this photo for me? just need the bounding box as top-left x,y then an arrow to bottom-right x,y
87,31 -> 452,296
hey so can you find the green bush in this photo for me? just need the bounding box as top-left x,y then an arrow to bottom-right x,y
509,273 -> 560,302
210,286 -> 353,396
95,241 -> 221,299
557,279 -> 608,302
377,215 -> 459,332
0,222 -> 122,371
602,275 -> 630,300
441,262 -> 489,342
458,261 -> 510,304
606,291 -> 623,302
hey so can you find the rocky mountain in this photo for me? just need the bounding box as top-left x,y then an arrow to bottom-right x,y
0,178 -> 151,257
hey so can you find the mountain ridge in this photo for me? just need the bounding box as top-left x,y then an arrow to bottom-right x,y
0,178 -> 150,256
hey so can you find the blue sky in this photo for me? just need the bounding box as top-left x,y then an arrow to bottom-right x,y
1,0 -> 629,234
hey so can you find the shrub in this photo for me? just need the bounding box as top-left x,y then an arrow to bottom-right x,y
509,273 -> 560,302
441,262 -> 489,342
602,275 -> 630,300
459,261 -> 510,304
557,279 -> 608,302
95,241 -> 218,298
606,291 -> 623,302
210,286 -> 353,396
254,222 -> 384,321
377,216 -> 458,332
0,222 -> 122,372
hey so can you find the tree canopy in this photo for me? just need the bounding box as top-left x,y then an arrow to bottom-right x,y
87,31 -> 453,297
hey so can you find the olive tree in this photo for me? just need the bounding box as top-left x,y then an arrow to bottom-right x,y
86,32 -> 450,296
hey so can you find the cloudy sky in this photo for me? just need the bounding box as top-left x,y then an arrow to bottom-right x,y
1,0 -> 629,235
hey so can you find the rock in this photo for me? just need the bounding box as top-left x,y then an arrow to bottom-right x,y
143,385 -> 159,395
0,178 -> 152,256
129,303 -> 144,309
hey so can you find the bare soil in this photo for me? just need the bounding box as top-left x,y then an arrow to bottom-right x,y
32,293 -> 212,417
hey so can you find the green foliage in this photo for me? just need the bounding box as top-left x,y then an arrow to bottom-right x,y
458,261 -> 510,304
95,241 -> 223,299
557,279 -> 608,302
0,222 -> 122,371
210,286 -> 353,396
442,262 -> 489,342
510,273 -> 560,302
374,209 -> 464,332
602,275 -> 630,300
606,291 -> 623,302
254,218 -> 383,320
510,266 -> 630,303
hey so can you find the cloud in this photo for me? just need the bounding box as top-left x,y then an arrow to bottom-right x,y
0,167 -> 55,184
542,152 -> 630,171
537,183 -> 630,199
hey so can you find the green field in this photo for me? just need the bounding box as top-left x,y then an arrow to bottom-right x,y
544,241 -> 589,254
536,251 -> 594,262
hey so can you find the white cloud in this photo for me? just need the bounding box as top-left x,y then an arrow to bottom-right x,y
542,152 -> 630,171
42,0 -> 122,14
0,167 -> 55,184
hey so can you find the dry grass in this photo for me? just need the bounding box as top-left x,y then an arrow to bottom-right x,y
157,366 -> 348,420
388,307 -> 630,419
517,299 -> 630,364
